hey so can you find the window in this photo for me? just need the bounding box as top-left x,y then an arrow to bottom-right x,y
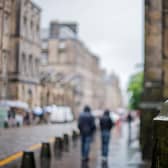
37,24 -> 40,33
2,52 -> 7,77
58,41 -> 66,55
29,55 -> 33,76
22,54 -> 26,74
41,52 -> 48,65
23,16 -> 27,26
31,20 -> 33,30
42,40 -> 48,49
59,41 -> 66,50
3,14 -> 9,34
35,58 -> 39,76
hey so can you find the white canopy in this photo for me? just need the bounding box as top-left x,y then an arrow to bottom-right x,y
0,100 -> 29,109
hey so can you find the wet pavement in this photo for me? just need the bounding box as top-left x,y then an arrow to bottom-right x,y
0,122 -> 77,160
1,119 -> 150,168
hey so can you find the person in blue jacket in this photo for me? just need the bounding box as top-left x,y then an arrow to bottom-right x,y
78,106 -> 96,161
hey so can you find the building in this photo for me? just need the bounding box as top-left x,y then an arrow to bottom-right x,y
41,21 -> 108,116
0,0 -> 14,99
41,21 -> 123,117
7,0 -> 41,108
104,73 -> 122,111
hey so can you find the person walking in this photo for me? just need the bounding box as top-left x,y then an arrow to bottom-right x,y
127,112 -> 133,143
78,106 -> 96,161
100,110 -> 114,161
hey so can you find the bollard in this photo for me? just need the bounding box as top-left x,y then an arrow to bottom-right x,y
40,158 -> 51,168
21,151 -> 36,168
63,134 -> 69,145
54,137 -> 63,151
4,121 -> 9,128
72,130 -> 78,141
54,137 -> 63,159
63,134 -> 70,152
16,122 -> 20,128
40,142 -> 51,158
72,130 -> 79,147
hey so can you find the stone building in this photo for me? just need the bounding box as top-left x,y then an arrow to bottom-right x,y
41,21 -> 123,117
104,73 -> 122,111
6,0 -> 41,107
0,0 -> 14,99
41,21 -> 114,116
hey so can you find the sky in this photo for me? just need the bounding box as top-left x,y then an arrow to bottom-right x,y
34,0 -> 144,91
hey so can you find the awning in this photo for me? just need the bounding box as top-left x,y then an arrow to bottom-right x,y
0,100 -> 29,109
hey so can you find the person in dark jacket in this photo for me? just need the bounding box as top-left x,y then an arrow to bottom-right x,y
100,110 -> 114,161
78,106 -> 96,161
127,112 -> 133,142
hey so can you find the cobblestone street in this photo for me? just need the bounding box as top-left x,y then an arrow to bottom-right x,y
0,120 -> 149,168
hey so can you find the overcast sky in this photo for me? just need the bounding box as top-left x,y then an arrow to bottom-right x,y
34,0 -> 144,91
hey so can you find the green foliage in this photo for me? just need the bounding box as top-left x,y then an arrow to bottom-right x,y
127,72 -> 144,110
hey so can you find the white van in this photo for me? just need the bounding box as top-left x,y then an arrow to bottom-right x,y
50,106 -> 74,123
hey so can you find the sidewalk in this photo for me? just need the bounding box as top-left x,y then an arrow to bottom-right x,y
3,119 -> 148,168
96,120 -> 146,168
0,122 -> 77,160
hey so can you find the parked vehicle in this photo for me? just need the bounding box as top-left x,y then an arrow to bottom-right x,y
50,106 -> 74,123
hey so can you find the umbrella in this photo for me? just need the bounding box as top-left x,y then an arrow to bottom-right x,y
43,106 -> 53,113
33,107 -> 43,115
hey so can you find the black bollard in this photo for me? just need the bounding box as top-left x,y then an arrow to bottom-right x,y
72,130 -> 76,140
54,137 -> 63,151
72,130 -> 78,141
16,122 -> 20,128
40,158 -> 51,168
63,134 -> 69,145
21,151 -> 36,168
72,130 -> 78,147
40,142 -> 51,158
54,137 -> 63,159
4,121 -> 9,128
63,134 -> 70,152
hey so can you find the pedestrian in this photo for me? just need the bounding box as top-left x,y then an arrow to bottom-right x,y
127,112 -> 133,142
78,105 -> 96,161
100,110 -> 114,161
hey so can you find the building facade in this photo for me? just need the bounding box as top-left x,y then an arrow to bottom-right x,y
0,0 -> 14,99
41,21 -> 123,116
104,73 -> 122,111
41,21 -> 99,116
7,0 -> 41,107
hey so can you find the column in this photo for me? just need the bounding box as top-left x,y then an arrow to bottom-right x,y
141,0 -> 163,160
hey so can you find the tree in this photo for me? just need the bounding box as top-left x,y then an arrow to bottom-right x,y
127,72 -> 144,110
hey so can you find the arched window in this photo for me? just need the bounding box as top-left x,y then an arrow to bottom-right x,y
29,55 -> 33,76
22,53 -> 26,74
23,15 -> 27,36
35,58 -> 39,76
